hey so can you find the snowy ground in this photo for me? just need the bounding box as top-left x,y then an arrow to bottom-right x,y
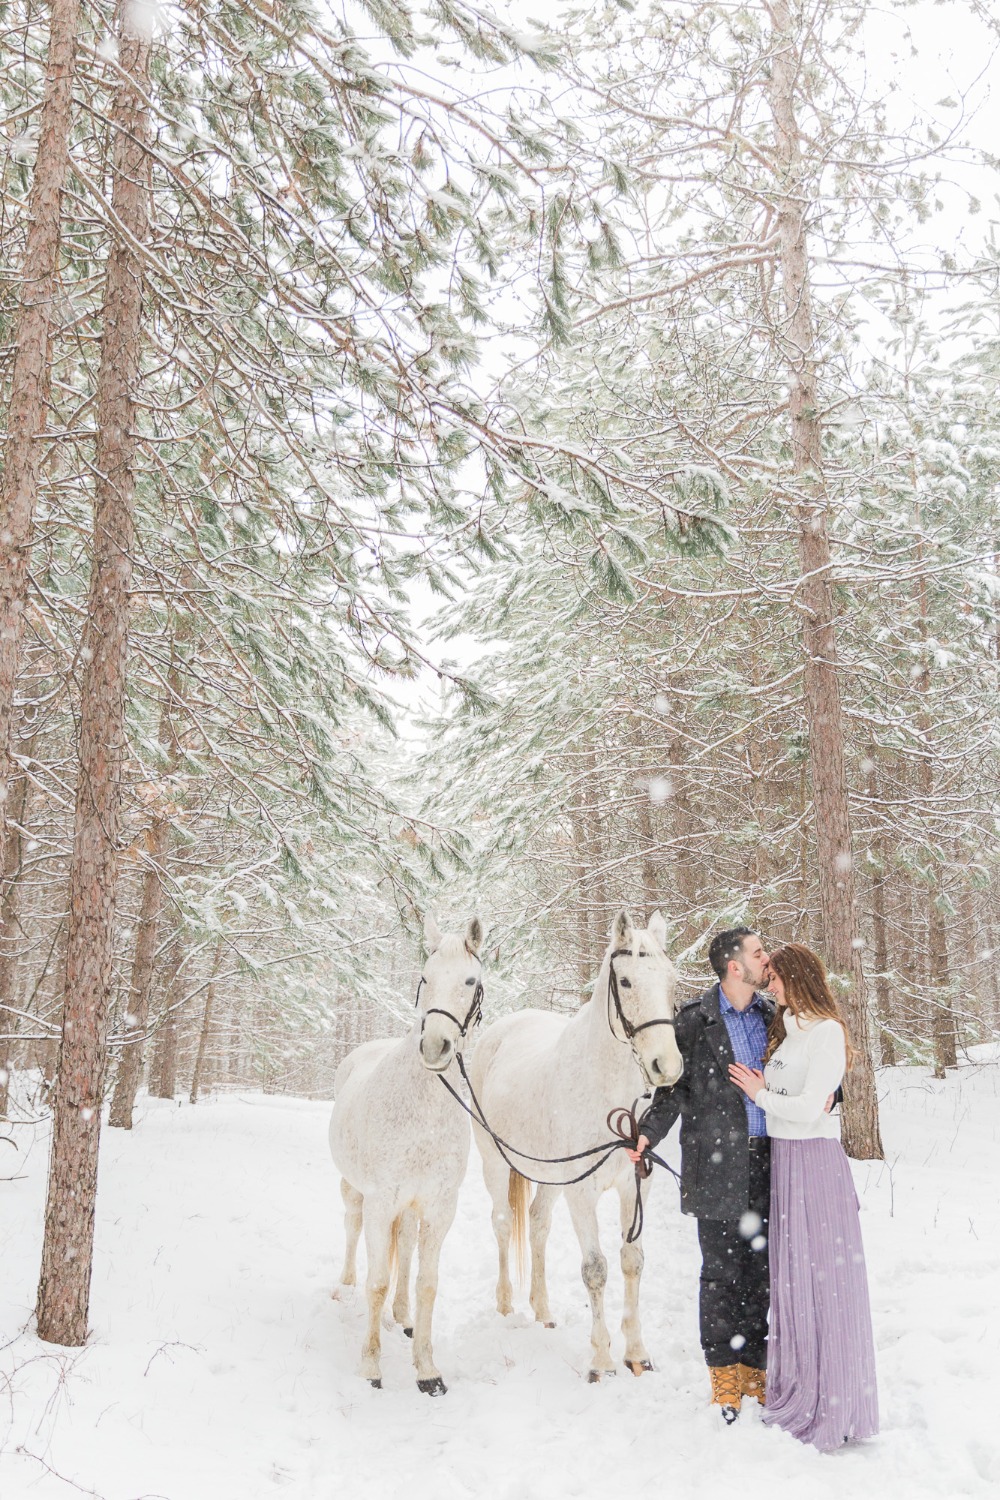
1,1055 -> 998,1500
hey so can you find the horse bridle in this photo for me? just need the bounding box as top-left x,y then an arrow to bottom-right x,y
413,944 -> 670,1054
607,946 -> 677,1057
414,944 -> 484,1040
425,944 -> 683,1243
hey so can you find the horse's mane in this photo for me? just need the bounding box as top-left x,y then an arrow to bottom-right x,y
434,933 -> 470,961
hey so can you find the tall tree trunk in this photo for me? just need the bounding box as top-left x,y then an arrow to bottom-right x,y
955,876 -> 978,1026
891,862 -> 920,1050
189,944 -> 223,1105
908,510 -> 958,1078
149,933 -> 186,1099
766,0 -> 881,1158
928,892 -> 956,1077
0,730 -> 35,1116
667,732 -> 700,947
585,745 -> 609,963
108,662 -> 182,1129
227,999 -> 242,1084
0,0 -> 81,863
796,757 -> 811,942
107,829 -> 169,1129
36,3 -> 152,1347
635,775 -> 659,920
569,799 -> 592,995
986,892 -> 1000,1030
866,754 -> 897,1067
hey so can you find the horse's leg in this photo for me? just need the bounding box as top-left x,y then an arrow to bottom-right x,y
392,1207 -> 418,1336
618,1176 -> 653,1375
411,1198 -> 456,1396
528,1184 -> 558,1328
476,1127 -> 515,1315
566,1189 -> 616,1381
337,1178 -> 363,1289
360,1201 -> 394,1387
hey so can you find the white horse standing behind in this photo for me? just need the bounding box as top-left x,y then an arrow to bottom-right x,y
329,915 -> 483,1394
469,909 -> 682,1382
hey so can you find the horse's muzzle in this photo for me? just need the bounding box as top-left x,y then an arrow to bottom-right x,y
419,1037 -> 453,1072
647,1057 -> 683,1089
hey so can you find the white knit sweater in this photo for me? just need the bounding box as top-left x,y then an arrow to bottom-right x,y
757,1012 -> 846,1140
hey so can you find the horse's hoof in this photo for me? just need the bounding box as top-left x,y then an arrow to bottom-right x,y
543,1321 -> 556,1330
587,1368 -> 616,1384
403,1327 -> 414,1339
627,1359 -> 654,1376
417,1376 -> 447,1397
368,1378 -> 382,1389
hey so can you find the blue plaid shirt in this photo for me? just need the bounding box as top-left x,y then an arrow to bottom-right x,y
718,985 -> 769,1138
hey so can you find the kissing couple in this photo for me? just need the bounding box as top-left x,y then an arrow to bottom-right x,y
630,928 -> 879,1452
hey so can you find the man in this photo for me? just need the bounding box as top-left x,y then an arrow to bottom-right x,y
630,927 -> 773,1424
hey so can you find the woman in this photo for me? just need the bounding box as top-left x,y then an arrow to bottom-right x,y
729,942 -> 878,1452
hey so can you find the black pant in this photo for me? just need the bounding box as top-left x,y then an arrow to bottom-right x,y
696,1140 -> 770,1369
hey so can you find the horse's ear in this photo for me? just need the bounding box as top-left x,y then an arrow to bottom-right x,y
611,908 -> 633,947
466,916 -> 483,955
424,913 -> 443,953
648,909 -> 668,951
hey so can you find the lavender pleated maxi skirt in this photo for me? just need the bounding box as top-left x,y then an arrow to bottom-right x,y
764,1137 -> 879,1452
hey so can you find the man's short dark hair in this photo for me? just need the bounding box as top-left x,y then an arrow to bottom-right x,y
708,927 -> 758,981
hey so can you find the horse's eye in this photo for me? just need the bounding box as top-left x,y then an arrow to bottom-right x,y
620,977 -> 632,989
465,977 -> 476,985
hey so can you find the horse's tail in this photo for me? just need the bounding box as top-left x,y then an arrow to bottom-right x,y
387,1213 -> 400,1303
508,1169 -> 531,1287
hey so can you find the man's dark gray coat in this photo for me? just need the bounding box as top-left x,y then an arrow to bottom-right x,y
639,983 -> 775,1221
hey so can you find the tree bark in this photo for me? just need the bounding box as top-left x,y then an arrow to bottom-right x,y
149,933 -> 186,1099
189,944 -> 223,1104
866,754 -> 897,1067
635,775 -> 659,920
0,730 -> 35,1116
0,0 -> 82,864
584,745 -> 609,964
568,798 -> 592,995
891,860 -> 921,1049
667,733 -> 701,946
765,0 -> 882,1157
108,664 -> 182,1129
929,890 -> 956,1077
36,3 -> 152,1347
106,828 -> 169,1129
796,757 -> 811,942
986,892 -> 1000,1030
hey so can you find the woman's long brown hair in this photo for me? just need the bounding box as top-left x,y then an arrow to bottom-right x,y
763,943 -> 854,1068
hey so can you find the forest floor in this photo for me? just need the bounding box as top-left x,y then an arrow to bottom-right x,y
1,1051 -> 998,1500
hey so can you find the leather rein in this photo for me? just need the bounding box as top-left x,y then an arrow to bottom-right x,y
417,945 -> 681,1242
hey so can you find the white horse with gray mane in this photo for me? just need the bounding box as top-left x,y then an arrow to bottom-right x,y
329,915 -> 483,1394
469,909 -> 681,1382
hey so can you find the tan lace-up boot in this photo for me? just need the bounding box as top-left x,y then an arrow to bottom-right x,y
709,1364 -> 743,1424
739,1364 -> 766,1406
